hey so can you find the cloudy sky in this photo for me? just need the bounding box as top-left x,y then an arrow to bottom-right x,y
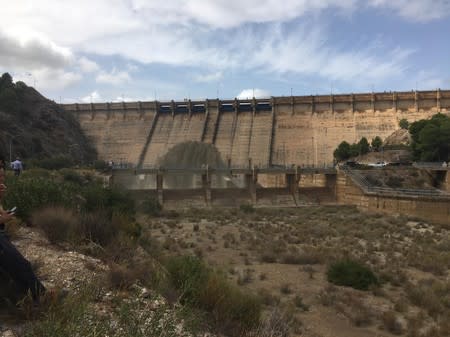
1,0 -> 449,103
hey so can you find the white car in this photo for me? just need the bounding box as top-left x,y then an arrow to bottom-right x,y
368,161 -> 387,167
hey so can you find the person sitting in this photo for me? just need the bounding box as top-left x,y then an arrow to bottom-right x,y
0,156 -> 46,303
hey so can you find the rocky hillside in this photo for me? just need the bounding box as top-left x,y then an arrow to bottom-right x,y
0,73 -> 96,162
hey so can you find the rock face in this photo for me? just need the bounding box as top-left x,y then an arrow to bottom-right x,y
0,73 -> 96,162
63,90 -> 450,168
384,129 -> 411,146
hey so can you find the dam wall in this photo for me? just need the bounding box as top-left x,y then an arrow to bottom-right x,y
62,90 -> 450,167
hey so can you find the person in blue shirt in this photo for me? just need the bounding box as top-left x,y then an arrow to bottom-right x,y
10,157 -> 23,176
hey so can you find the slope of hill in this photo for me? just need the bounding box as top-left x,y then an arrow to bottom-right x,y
0,73 -> 96,163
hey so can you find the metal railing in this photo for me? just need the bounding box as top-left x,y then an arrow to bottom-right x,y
413,162 -> 449,170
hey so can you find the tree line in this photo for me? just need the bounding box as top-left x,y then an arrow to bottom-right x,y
333,113 -> 450,162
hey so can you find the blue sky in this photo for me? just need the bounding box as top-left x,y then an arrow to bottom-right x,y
0,0 -> 449,103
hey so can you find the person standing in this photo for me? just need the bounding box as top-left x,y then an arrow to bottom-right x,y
10,157 -> 23,176
0,156 -> 46,302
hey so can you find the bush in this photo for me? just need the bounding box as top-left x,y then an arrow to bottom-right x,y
4,176 -> 74,220
3,172 -> 134,222
80,211 -> 119,246
140,197 -> 162,216
386,176 -> 404,188
60,169 -> 85,185
93,160 -> 108,171
81,185 -> 135,219
165,255 -> 261,336
327,260 -> 378,290
399,119 -> 409,130
30,156 -> 75,170
240,204 -> 255,213
32,206 -> 81,244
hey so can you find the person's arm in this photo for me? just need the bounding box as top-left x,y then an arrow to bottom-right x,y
0,209 -> 14,223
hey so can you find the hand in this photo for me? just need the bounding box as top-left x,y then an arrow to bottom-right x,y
0,209 -> 14,223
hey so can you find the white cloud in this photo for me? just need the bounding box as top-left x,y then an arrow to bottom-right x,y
13,68 -> 81,90
0,30 -> 72,70
369,0 -> 450,22
81,91 -> 103,103
224,24 -> 413,84
78,57 -> 99,73
96,69 -> 131,85
237,89 -> 271,99
194,71 -> 223,83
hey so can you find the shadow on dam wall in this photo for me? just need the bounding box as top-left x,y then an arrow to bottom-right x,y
156,141 -> 230,189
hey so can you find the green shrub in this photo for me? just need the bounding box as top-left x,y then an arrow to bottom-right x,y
29,156 -> 75,170
80,211 -> 119,246
399,119 -> 409,130
3,172 -> 133,222
327,260 -> 378,290
386,176 -> 404,188
60,169 -> 85,185
93,160 -> 108,171
3,176 -> 74,220
240,204 -> 255,213
140,197 -> 162,216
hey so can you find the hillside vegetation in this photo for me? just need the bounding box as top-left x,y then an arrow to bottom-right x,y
0,73 -> 96,163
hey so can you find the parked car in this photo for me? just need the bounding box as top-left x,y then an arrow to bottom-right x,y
368,161 -> 387,167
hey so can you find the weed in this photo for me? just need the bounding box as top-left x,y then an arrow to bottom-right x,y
382,311 -> 405,335
293,295 -> 309,311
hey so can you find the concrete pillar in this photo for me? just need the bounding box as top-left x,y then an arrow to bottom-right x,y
156,173 -> 164,205
350,94 -> 354,113
202,172 -> 212,205
245,170 -> 258,204
392,92 -> 397,112
371,93 -> 375,112
443,169 -> 450,192
90,103 -> 95,120
285,173 -> 300,195
415,91 -> 419,112
437,89 -> 441,111
325,173 -> 337,197
291,95 -> 295,115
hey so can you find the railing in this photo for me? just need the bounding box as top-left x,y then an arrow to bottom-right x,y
413,162 -> 449,170
111,164 -> 337,174
340,165 -> 450,198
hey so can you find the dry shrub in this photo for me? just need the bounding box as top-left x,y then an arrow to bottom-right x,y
260,252 -> 277,263
280,249 -> 323,265
319,286 -> 374,327
382,311 -> 405,335
257,288 -> 280,306
32,206 -> 81,244
406,279 -> 446,318
246,307 -> 299,337
81,211 -> 118,246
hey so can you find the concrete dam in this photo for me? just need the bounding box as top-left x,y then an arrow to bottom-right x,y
62,90 -> 450,168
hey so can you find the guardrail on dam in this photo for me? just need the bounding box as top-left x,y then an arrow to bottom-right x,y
61,89 -> 450,169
